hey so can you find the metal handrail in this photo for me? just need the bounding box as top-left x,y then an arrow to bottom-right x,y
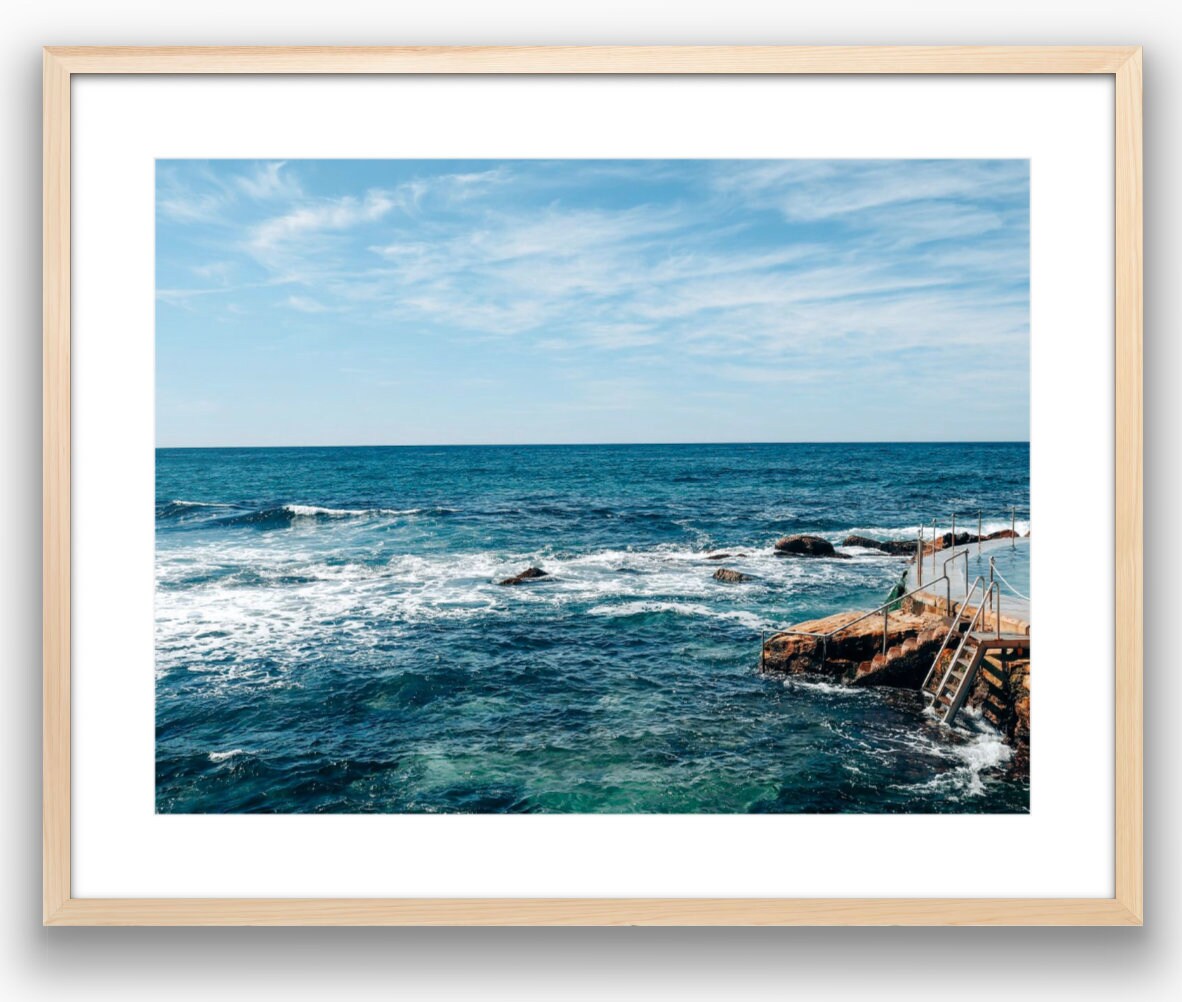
942,548 -> 970,598
921,574 -> 985,693
928,580 -> 1001,707
989,555 -> 1030,602
767,573 -> 951,665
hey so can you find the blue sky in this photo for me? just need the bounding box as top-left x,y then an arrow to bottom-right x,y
156,159 -> 1029,446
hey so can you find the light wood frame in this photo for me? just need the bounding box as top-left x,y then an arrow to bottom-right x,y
43,45 -> 1143,927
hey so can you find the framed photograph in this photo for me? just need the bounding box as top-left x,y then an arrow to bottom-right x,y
44,46 -> 1142,925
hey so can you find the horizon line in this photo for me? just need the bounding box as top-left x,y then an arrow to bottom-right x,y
156,439 -> 1032,450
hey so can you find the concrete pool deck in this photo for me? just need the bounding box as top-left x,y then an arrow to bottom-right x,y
907,536 -> 1030,626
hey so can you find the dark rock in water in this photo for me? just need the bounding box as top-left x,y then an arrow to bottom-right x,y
705,552 -> 731,560
938,531 -> 975,547
712,568 -> 752,583
840,534 -> 917,556
498,567 -> 550,586
841,534 -> 884,550
773,534 -> 849,559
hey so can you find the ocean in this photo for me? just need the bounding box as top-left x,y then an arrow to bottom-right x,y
155,441 -> 1030,813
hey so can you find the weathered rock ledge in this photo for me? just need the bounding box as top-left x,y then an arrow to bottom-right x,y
761,609 -> 946,687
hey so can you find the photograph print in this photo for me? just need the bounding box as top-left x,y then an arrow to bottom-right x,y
155,158 -> 1031,814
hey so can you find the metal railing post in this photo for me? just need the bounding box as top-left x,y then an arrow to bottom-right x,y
988,555 -> 995,628
930,518 -> 936,575
995,583 -> 1002,639
916,530 -> 924,585
951,513 -> 956,550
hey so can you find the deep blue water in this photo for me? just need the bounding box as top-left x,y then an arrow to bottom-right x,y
155,442 -> 1030,813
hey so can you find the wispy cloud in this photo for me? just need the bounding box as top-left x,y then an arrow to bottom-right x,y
156,158 -> 1030,444
234,161 -> 303,201
284,295 -> 333,313
712,159 -> 1028,222
250,190 -> 396,253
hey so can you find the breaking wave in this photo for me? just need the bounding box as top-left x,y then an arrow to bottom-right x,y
158,502 -> 456,528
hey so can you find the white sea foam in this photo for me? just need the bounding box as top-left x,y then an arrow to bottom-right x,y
154,531 -> 904,688
782,677 -> 869,699
208,749 -> 245,762
888,715 -> 1014,799
283,504 -> 424,518
586,600 -> 774,631
167,499 -> 235,509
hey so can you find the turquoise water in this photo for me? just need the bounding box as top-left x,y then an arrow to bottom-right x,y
155,442 -> 1030,813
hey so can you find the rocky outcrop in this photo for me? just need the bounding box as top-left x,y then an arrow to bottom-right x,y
498,567 -> 550,586
712,568 -> 752,583
773,534 -> 850,559
705,552 -> 749,560
985,528 -> 1019,541
928,528 -> 1017,550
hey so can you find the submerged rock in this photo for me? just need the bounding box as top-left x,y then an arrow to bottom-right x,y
498,567 -> 550,586
712,568 -> 752,583
773,534 -> 849,559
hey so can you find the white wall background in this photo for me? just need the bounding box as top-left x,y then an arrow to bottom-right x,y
0,2 -> 1177,1000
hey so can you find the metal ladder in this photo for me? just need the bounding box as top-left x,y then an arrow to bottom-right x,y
921,576 -> 1000,725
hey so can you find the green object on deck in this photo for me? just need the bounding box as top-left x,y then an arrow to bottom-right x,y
885,578 -> 907,612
